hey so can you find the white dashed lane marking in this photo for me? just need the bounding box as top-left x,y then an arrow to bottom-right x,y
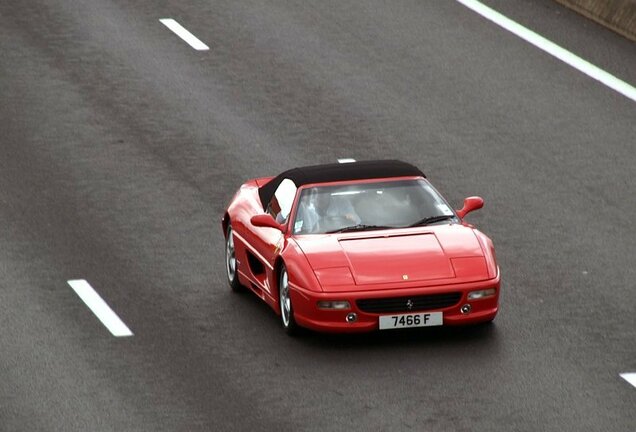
68,279 -> 133,337
159,18 -> 209,51
456,0 -> 636,102
620,373 -> 636,389
337,158 -> 356,163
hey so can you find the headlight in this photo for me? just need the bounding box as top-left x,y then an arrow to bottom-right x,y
467,288 -> 496,300
317,300 -> 351,310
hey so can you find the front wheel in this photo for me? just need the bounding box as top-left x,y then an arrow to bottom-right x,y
225,225 -> 243,292
279,264 -> 300,335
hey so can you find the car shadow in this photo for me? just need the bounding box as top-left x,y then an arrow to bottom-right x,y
296,321 -> 500,349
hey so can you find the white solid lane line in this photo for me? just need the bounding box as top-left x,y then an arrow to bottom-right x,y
620,373 -> 636,389
159,18 -> 209,51
456,0 -> 636,103
68,279 -> 133,337
338,158 -> 356,163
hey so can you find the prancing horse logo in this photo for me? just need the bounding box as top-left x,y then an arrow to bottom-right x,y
406,299 -> 414,310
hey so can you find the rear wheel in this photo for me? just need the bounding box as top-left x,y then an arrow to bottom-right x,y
279,264 -> 300,335
225,225 -> 242,292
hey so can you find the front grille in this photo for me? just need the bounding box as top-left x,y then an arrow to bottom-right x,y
356,292 -> 462,314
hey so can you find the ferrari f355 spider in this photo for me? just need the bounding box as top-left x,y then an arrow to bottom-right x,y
222,160 -> 499,334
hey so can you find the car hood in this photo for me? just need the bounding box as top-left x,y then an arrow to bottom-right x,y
294,225 -> 489,291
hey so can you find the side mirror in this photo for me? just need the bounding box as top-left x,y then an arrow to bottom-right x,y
250,214 -> 286,232
456,196 -> 484,219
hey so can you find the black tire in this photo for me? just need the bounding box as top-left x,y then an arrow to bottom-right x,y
225,225 -> 243,292
278,264 -> 300,336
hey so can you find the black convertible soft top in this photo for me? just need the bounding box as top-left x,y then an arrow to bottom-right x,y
258,159 -> 425,209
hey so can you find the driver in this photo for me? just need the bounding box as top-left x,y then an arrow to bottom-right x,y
297,188 -> 360,233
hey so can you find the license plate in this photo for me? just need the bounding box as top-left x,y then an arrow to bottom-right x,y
379,312 -> 443,330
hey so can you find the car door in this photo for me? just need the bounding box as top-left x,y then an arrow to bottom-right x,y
247,178 -> 297,293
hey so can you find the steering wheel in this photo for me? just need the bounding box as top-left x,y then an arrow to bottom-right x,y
319,215 -> 352,232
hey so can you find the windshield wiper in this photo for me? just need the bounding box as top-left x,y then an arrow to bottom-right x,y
408,215 -> 455,227
326,224 -> 393,234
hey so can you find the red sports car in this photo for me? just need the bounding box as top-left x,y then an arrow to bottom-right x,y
222,160 -> 500,334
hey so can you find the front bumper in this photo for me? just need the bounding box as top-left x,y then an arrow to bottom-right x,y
289,276 -> 500,333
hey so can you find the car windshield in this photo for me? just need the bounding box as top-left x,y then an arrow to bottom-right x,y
292,179 -> 458,234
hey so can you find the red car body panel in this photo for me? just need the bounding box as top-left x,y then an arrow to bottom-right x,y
223,171 -> 500,333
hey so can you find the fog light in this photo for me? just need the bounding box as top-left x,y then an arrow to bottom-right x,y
346,313 -> 357,323
317,300 -> 351,310
467,288 -> 496,300
460,304 -> 472,314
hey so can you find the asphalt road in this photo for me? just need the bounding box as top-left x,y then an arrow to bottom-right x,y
1,1 -> 634,431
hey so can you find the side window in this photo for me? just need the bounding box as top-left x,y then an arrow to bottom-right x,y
267,179 -> 297,224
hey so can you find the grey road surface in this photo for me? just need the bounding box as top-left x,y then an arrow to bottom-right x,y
1,0 -> 634,431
